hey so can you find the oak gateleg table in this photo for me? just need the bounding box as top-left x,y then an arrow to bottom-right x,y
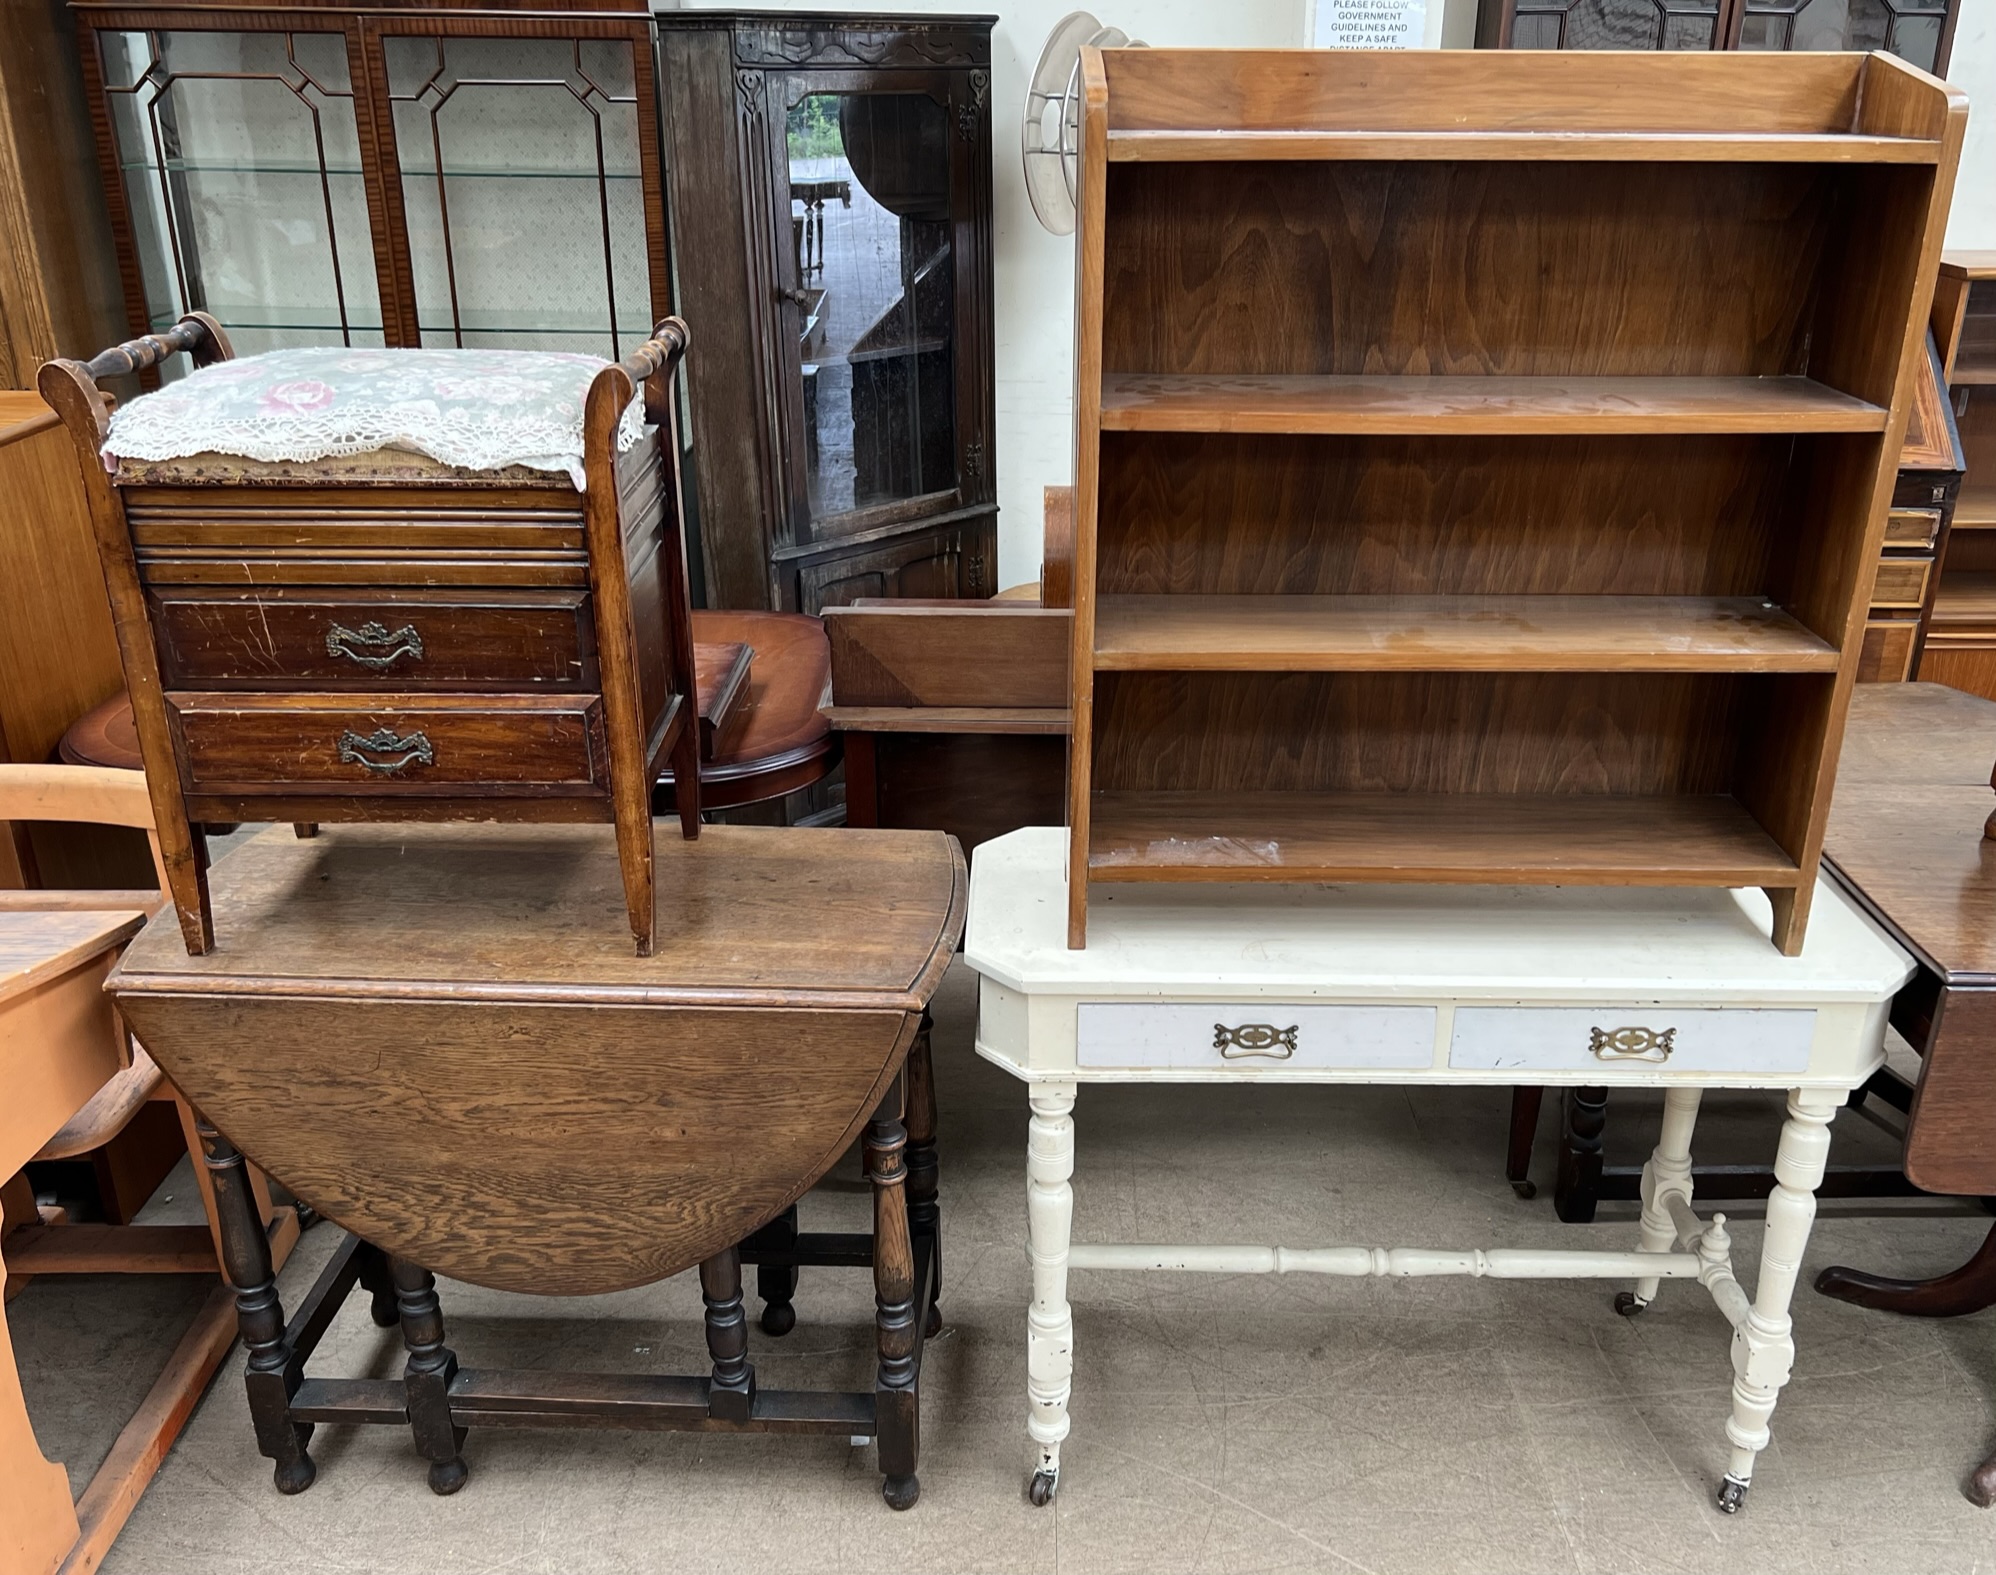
965,827 -> 1912,1514
106,821 -> 965,1509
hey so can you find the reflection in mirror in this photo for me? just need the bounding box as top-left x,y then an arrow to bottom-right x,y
787,90 -> 957,527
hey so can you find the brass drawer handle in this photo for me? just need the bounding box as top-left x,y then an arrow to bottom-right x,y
326,620 -> 423,669
1589,1026 -> 1675,1063
337,727 -> 434,774
1214,1023 -> 1298,1060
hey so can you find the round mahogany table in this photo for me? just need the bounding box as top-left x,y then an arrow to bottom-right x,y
657,609 -> 839,813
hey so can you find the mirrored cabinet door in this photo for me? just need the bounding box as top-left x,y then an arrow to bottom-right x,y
780,86 -> 958,532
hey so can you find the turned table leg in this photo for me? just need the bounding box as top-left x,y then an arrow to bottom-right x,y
1717,1087 -> 1839,1514
391,1259 -> 467,1495
867,1091 -> 920,1510
906,1012 -> 942,1337
1026,1081 -> 1077,1507
355,1240 -> 399,1328
1620,1087 -> 1702,1316
1555,1085 -> 1607,1223
701,1245 -> 756,1422
756,1205 -> 800,1337
196,1114 -> 315,1493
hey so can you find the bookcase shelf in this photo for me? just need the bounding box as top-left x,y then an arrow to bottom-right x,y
1091,595 -> 1840,674
1064,48 -> 1967,953
1097,374 -> 1888,437
1087,791 -> 1802,887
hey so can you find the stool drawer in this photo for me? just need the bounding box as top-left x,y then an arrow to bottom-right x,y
1077,1003 -> 1435,1069
172,693 -> 607,796
1447,1006 -> 1815,1074
150,588 -> 593,690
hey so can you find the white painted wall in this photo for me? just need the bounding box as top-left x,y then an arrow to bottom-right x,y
685,0 -> 1992,586
1946,6 -> 1996,247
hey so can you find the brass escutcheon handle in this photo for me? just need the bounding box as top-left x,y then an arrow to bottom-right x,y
1589,1026 -> 1675,1063
326,620 -> 423,669
337,727 -> 434,774
1214,1023 -> 1298,1060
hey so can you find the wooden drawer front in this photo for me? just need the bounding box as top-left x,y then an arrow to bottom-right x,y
1447,1006 -> 1814,1075
1871,555 -> 1932,610
150,589 -> 592,690
133,547 -> 588,590
1076,1003 -> 1435,1069
1856,620 -> 1917,683
173,694 -> 606,795
127,502 -> 585,557
1884,508 -> 1941,548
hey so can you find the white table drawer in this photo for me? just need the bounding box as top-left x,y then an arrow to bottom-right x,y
1447,1006 -> 1815,1075
1076,1003 -> 1436,1070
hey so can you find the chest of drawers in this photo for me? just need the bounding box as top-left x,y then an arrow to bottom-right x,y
39,314 -> 701,956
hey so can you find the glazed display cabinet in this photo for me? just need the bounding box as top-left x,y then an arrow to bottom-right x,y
73,0 -> 670,362
654,10 -> 997,613
1477,0 -> 1959,67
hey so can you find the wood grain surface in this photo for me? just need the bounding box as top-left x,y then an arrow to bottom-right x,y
1091,595 -> 1839,673
1090,670 -> 1753,796
108,822 -> 967,1293
1825,685 -> 1996,1191
1098,374 -> 1887,435
113,823 -> 962,1005
1100,162 -> 1838,379
1095,432 -> 1792,597
1088,790 -> 1797,886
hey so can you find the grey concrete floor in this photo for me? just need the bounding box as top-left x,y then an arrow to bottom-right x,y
16,958 -> 1996,1574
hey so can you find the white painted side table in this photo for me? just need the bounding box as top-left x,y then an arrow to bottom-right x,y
965,828 -> 1914,1515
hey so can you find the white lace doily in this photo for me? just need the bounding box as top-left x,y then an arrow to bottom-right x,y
102,346 -> 646,491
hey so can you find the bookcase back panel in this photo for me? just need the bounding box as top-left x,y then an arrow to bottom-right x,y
1101,161 -> 1843,379
1096,433 -> 1791,597
1090,670 -> 1755,796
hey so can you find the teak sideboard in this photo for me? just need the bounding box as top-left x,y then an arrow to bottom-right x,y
1062,47 -> 1965,953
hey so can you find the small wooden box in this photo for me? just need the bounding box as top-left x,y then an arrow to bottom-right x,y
40,315 -> 702,955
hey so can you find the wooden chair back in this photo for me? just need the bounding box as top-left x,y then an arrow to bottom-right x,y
0,763 -> 169,902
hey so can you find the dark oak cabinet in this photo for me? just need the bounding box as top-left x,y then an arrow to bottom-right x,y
1477,0 -> 1960,70
655,10 -> 997,613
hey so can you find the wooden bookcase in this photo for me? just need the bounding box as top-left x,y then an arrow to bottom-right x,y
1919,253 -> 1996,698
1064,48 -> 1965,953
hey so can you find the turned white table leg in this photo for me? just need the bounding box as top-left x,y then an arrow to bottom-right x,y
1026,1080 -> 1077,1506
1622,1086 -> 1703,1315
1717,1086 -> 1840,1514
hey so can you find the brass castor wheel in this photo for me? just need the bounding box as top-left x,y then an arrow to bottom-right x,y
1613,1291 -> 1648,1318
273,1453 -> 317,1495
1716,1476 -> 1749,1514
428,1457 -> 469,1495
882,1473 -> 920,1510
760,1299 -> 796,1337
1028,1468 -> 1058,1507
